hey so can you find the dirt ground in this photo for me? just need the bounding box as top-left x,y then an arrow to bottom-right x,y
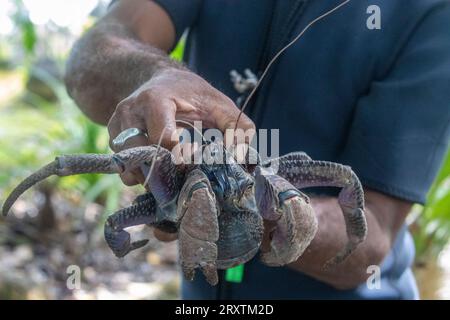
1,189 -> 449,300
0,191 -> 180,300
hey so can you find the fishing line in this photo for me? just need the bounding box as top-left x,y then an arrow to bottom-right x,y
143,119 -> 207,187
145,0 -> 351,184
234,0 -> 351,130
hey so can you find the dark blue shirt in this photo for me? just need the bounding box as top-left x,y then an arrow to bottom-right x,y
148,0 -> 450,299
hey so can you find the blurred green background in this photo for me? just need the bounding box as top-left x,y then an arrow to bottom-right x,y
0,0 -> 449,299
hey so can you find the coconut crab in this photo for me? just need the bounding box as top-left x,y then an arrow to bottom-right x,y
2,143 -> 367,285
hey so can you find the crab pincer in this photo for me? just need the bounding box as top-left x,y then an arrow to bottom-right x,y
254,166 -> 318,266
104,193 -> 159,257
176,169 -> 220,285
266,152 -> 368,268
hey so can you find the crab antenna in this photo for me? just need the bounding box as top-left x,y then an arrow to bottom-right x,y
144,126 -> 167,187
2,161 -> 59,216
234,0 -> 351,131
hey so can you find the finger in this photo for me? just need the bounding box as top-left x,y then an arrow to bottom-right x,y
120,169 -> 146,186
145,99 -> 179,150
108,101 -> 148,152
108,102 -> 149,185
211,99 -> 255,132
116,125 -> 148,186
153,228 -> 178,242
107,111 -> 123,152
209,100 -> 256,146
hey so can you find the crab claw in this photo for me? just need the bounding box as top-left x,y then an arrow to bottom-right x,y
177,169 -> 219,285
104,192 -> 158,258
255,166 -> 318,266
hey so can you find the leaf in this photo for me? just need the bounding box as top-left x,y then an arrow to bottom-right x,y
170,36 -> 186,62
413,148 -> 450,262
21,20 -> 37,54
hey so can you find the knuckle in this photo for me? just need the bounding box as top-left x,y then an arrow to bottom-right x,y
136,87 -> 160,105
245,120 -> 256,131
107,115 -> 119,131
115,101 -> 133,116
223,94 -> 237,108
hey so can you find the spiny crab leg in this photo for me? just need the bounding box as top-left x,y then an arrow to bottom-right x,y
266,153 -> 368,268
2,146 -> 170,217
104,193 -> 158,258
2,154 -> 121,216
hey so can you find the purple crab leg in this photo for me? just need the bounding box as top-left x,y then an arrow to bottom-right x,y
104,192 -> 158,257
138,147 -> 183,224
2,145 -> 182,217
2,154 -> 121,216
265,153 -> 367,267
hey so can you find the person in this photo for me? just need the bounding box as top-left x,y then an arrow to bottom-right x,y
64,0 -> 450,299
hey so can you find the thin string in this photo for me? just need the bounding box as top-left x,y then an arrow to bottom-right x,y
144,1 -> 351,184
143,119 -> 206,187
234,0 -> 351,131
143,121 -> 261,186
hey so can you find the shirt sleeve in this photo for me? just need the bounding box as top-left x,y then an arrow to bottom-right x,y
152,0 -> 203,41
108,0 -> 203,42
339,3 -> 450,204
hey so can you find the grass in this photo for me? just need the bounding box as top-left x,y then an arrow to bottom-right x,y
410,149 -> 450,262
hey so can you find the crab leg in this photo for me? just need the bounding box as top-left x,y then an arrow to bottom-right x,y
104,192 -> 158,257
176,169 -> 219,285
2,146 -> 181,217
267,155 -> 367,267
2,154 -> 121,216
254,166 -> 318,266
138,147 -> 183,224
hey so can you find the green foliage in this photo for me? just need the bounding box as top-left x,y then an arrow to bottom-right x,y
411,149 -> 450,262
170,36 -> 186,62
20,20 -> 37,55
11,0 -> 37,56
0,16 -> 187,219
0,66 -> 124,217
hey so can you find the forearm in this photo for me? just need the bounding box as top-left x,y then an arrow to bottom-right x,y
288,194 -> 395,289
64,18 -> 182,125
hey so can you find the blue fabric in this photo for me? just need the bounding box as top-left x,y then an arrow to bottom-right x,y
149,0 -> 450,299
181,226 -> 419,299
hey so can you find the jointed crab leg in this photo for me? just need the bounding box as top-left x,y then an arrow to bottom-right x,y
140,147 -> 183,224
266,154 -> 367,267
2,154 -> 121,216
1,146 -> 181,217
104,192 -> 158,257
